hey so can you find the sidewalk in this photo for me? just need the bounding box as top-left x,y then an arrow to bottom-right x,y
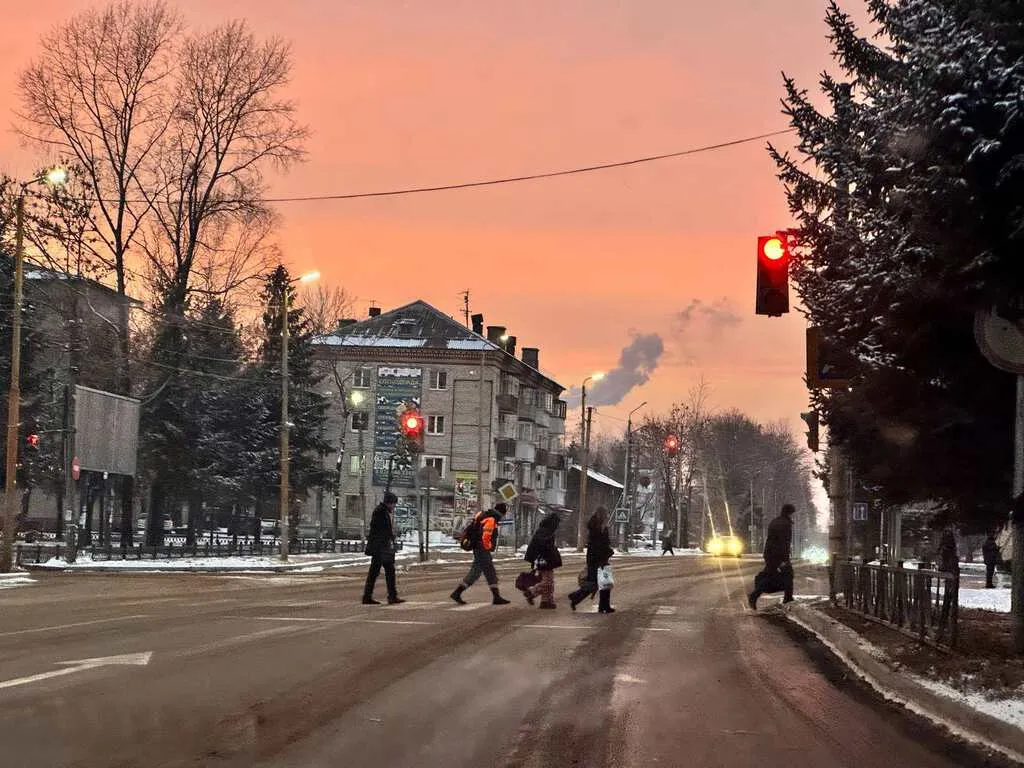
24,551 -> 388,574
783,596 -> 1024,765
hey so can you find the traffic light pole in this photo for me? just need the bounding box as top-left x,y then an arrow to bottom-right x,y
577,386 -> 590,551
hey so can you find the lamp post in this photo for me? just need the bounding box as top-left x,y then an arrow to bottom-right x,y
622,401 -> 646,552
279,269 -> 319,563
476,333 -> 508,519
2,168 -> 68,573
576,371 -> 604,550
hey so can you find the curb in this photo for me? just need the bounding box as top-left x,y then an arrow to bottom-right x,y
21,556 -> 372,574
785,601 -> 1024,765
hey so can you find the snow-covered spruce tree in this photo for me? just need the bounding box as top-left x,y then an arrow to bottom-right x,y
771,1 -> 1024,527
253,266 -> 332,546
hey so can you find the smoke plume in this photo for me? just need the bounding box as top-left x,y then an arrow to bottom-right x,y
566,333 -> 664,409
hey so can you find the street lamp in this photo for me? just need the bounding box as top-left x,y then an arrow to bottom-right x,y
279,269 -> 319,563
622,400 -> 647,551
2,167 -> 69,573
476,333 -> 510,518
576,371 -> 604,550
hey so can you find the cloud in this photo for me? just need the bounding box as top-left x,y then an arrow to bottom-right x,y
566,332 -> 664,409
675,298 -> 742,334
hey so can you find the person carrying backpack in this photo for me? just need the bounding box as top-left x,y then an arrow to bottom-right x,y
522,513 -> 563,608
450,503 -> 511,605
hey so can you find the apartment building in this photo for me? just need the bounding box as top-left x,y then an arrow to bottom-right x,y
311,300 -> 568,536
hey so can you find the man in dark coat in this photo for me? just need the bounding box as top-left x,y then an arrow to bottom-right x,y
451,502 -> 511,605
747,503 -> 794,610
362,491 -> 404,605
983,533 -> 1002,589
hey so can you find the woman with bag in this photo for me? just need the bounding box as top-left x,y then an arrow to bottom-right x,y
569,506 -> 615,613
522,512 -> 562,608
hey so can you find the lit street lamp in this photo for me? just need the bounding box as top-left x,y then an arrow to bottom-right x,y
279,269 -> 319,563
576,371 -> 604,550
2,168 -> 69,573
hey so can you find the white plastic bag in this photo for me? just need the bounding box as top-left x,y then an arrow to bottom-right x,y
597,565 -> 614,589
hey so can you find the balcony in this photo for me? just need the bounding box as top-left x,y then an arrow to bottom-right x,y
548,416 -> 565,436
554,400 -> 568,419
535,448 -> 550,467
496,393 -> 519,413
515,440 -> 536,463
517,400 -> 536,422
534,409 -> 550,428
496,438 -> 516,460
547,453 -> 567,471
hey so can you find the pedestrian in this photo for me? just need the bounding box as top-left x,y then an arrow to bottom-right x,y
450,502 -> 511,605
937,528 -> 960,576
661,529 -> 675,556
569,506 -> 615,613
983,532 -> 1002,589
523,512 -> 563,608
747,503 -> 795,610
362,491 -> 404,605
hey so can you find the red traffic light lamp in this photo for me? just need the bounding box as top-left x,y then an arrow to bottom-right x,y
664,434 -> 680,456
756,234 -> 791,317
400,411 -> 423,435
25,433 -> 40,450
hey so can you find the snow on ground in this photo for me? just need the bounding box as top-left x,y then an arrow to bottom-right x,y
0,574 -> 36,589
34,551 -> 394,571
959,587 -> 1011,613
624,547 -> 704,558
913,675 -> 1024,732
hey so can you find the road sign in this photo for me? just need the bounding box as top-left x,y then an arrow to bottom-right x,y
975,306 -> 1024,374
852,502 -> 868,521
614,508 -> 629,523
496,482 -> 518,503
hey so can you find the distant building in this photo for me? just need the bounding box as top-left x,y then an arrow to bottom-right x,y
311,301 -> 568,538
565,462 -> 625,546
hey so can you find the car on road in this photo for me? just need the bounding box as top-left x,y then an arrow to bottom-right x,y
706,534 -> 744,557
629,535 -> 654,549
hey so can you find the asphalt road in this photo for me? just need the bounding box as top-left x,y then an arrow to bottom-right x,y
0,554 -> 1007,767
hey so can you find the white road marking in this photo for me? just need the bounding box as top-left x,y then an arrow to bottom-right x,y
614,673 -> 646,684
655,606 -> 677,616
0,614 -> 150,638
514,624 -> 589,630
0,652 -> 152,691
449,603 -> 487,611
359,619 -> 435,626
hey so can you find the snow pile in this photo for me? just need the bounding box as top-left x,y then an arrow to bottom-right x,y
0,574 -> 36,589
959,588 -> 1010,613
913,676 -> 1024,732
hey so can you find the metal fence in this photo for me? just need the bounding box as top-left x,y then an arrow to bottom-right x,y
14,538 -> 394,566
830,557 -> 959,649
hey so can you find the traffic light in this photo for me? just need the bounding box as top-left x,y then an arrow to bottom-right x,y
755,234 -> 790,317
664,434 -> 680,457
398,406 -> 424,453
25,433 -> 40,451
800,411 -> 819,452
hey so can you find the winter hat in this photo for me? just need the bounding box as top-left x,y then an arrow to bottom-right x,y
384,491 -> 398,505
494,502 -> 508,517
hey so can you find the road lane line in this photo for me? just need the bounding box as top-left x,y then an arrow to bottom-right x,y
172,625 -> 317,659
449,603 -> 487,611
514,624 -> 589,630
358,619 -> 435,626
0,614 -> 150,638
251,616 -> 357,623
655,606 -> 677,615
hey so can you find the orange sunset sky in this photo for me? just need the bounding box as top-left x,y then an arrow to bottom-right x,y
1,1 -> 869,509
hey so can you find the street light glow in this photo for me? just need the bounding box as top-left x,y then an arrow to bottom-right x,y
591,371 -> 605,381
298,270 -> 320,283
349,390 -> 365,406
44,167 -> 69,187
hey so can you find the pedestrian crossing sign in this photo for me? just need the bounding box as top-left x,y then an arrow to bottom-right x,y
614,508 -> 629,523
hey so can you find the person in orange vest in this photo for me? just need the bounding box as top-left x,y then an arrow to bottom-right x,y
451,503 -> 511,605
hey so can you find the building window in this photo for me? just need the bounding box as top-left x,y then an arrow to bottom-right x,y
545,471 -> 553,490
427,415 -> 445,435
351,412 -> 369,432
345,494 -> 361,516
353,367 -> 371,388
429,370 -> 448,390
517,422 -> 533,441
422,456 -> 445,478
349,455 -> 364,475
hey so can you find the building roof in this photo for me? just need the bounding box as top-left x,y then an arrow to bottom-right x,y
314,299 -> 564,393
568,463 -> 624,490
23,265 -> 142,306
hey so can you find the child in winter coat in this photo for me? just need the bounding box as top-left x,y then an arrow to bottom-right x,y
523,513 -> 563,609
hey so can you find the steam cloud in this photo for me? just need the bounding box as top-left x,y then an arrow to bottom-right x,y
675,298 -> 742,333
566,333 -> 664,409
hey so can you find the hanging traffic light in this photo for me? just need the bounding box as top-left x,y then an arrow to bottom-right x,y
755,234 -> 790,317
800,411 -> 819,452
664,434 -> 680,456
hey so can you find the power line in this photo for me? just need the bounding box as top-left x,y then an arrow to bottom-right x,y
261,129 -> 795,203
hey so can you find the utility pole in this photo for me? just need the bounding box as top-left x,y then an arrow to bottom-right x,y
477,349 -> 486,517
279,281 -> 291,562
1,194 -> 26,573
577,406 -> 594,550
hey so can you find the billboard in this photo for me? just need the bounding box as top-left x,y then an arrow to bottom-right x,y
73,385 -> 140,476
371,367 -> 422,487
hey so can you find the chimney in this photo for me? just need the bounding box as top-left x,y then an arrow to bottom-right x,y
471,313 -> 484,335
505,336 -> 517,356
486,325 -> 506,344
368,306 -> 381,318
522,347 -> 539,369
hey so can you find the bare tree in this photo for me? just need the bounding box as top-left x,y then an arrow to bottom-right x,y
302,283 -> 356,337
139,19 -> 307,314
17,0 -> 182,390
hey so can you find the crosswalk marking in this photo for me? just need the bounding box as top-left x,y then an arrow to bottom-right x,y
449,603 -> 487,611
655,606 -> 677,616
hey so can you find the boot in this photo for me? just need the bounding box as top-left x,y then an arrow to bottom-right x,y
362,596 -> 381,605
598,589 -> 614,614
747,591 -> 758,611
450,585 -> 467,605
539,602 -> 556,609
491,587 -> 510,605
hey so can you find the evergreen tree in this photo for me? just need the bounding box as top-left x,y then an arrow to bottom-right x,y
771,1 -> 1024,527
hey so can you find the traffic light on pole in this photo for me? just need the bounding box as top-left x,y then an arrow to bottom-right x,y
25,433 -> 40,451
399,406 -> 424,453
664,434 -> 680,457
800,411 -> 819,452
755,234 -> 790,317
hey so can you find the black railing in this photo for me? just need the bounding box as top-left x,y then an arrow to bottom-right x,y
830,557 -> 959,649
14,538 -> 396,565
